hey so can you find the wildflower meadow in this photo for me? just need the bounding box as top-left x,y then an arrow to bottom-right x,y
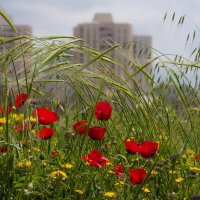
0,10 -> 200,200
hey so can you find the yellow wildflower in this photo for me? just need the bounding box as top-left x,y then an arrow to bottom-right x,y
151,170 -> 158,175
61,163 -> 73,170
50,170 -> 67,178
41,161 -> 47,167
175,177 -> 184,183
106,162 -> 112,166
189,167 -> 200,171
13,114 -> 24,122
31,130 -> 36,134
0,118 -> 6,124
33,147 -> 40,152
30,116 -> 37,123
127,137 -> 134,142
132,157 -> 140,162
25,161 -> 32,167
16,162 -> 24,168
74,189 -> 84,195
169,170 -> 177,174
16,161 -> 31,168
185,161 -> 193,167
0,117 -> 10,124
186,149 -> 195,157
114,181 -> 124,186
142,187 -> 150,193
104,192 -> 116,198
182,154 -> 187,159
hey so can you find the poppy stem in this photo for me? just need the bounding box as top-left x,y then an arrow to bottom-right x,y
48,140 -> 51,155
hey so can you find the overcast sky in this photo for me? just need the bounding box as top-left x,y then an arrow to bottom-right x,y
0,0 -> 200,57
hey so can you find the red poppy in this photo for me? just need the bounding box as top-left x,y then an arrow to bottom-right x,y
138,141 -> 158,158
113,163 -> 123,178
8,106 -> 12,114
82,149 -> 109,167
51,151 -> 57,158
0,105 -> 12,116
0,105 -> 3,115
15,93 -> 27,108
95,101 -> 112,120
129,168 -> 147,185
32,108 -> 58,125
35,127 -> 55,140
13,122 -> 30,133
88,126 -> 106,140
124,139 -> 138,155
72,120 -> 88,135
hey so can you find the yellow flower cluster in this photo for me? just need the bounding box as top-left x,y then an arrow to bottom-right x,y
33,147 -> 40,152
104,192 -> 116,198
189,167 -> 200,171
181,148 -> 196,167
114,181 -> 124,186
142,187 -> 150,193
186,149 -> 196,157
30,116 -> 37,123
50,170 -> 67,178
74,189 -> 84,195
0,118 -> 6,124
16,161 -> 32,168
126,137 -> 134,142
182,149 -> 195,159
151,170 -> 159,175
0,117 -> 11,124
131,157 -> 140,162
108,170 -> 115,174
41,161 -> 47,167
25,161 -> 32,167
106,162 -> 112,166
175,177 -> 184,183
61,163 -> 73,170
12,114 -> 24,122
168,170 -> 177,174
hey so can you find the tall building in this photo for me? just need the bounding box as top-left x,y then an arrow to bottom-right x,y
74,13 -> 133,55
74,13 -> 133,66
74,13 -> 152,92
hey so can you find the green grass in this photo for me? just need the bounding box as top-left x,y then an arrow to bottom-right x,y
0,10 -> 200,200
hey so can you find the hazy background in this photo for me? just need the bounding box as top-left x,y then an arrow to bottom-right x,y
0,0 -> 200,57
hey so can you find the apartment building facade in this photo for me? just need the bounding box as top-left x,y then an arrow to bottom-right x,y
74,13 -> 152,92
